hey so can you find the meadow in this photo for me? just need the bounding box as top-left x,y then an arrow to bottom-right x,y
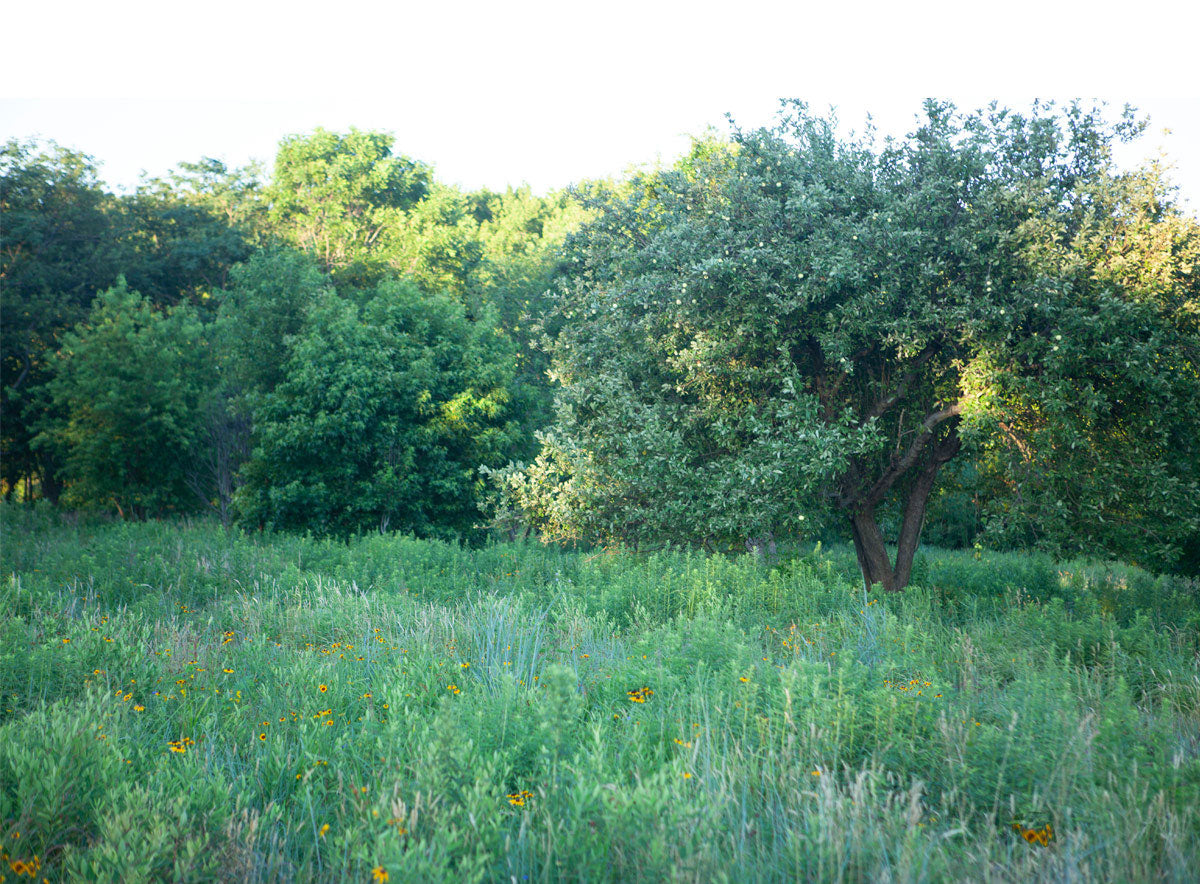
1,504 -> 1198,882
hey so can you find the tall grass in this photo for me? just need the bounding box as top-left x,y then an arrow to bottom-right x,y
1,504 -> 1197,881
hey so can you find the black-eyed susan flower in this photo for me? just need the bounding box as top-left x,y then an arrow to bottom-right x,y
371,866 -> 388,882
627,687 -> 653,703
318,684 -> 328,693
1011,822 -> 1054,847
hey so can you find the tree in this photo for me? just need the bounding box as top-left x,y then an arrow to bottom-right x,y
1,139 -> 121,500
116,157 -> 262,306
214,247 -> 333,398
969,158 -> 1200,572
266,128 -> 431,285
236,279 -> 524,538
500,101 -> 1200,588
35,279 -> 211,518
187,248 -> 334,523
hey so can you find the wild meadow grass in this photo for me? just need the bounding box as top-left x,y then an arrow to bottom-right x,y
1,504 -> 1198,882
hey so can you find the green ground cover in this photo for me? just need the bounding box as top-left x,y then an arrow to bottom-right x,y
1,505 -> 1197,882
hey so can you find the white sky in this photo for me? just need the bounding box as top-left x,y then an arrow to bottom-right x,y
4,1 -> 1199,212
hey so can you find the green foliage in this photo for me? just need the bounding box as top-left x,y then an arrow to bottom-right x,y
1,138 -> 121,498
34,280 -> 211,518
214,248 -> 333,398
2,508 -> 1199,882
966,159 -> 1200,571
3,128 -> 582,528
500,101 -> 1200,585
266,127 -> 432,285
116,157 -> 262,306
236,280 -> 523,538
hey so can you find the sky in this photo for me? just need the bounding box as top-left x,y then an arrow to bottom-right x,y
4,1 -> 1199,212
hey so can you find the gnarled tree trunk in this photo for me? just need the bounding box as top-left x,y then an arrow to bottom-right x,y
841,415 -> 962,593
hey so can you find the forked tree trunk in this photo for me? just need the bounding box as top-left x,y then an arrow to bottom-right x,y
846,431 -> 962,593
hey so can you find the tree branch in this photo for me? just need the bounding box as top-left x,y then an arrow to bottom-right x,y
862,341 -> 939,425
10,349 -> 33,393
860,403 -> 963,508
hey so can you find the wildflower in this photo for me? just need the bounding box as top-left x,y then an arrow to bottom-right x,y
223,668 -> 234,674
319,823 -> 330,838
627,687 -> 653,703
810,770 -> 820,776
739,677 -> 749,683
134,705 -> 145,711
259,733 -> 267,741
682,772 -> 692,779
507,789 -> 534,807
447,684 -> 460,694
371,866 -> 389,882
318,684 -> 328,693
1012,822 -> 1054,846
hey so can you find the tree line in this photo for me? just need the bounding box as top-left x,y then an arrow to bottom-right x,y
4,102 -> 1198,588
2,128 -> 580,536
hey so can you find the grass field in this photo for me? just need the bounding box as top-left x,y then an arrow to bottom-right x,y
2,504 -> 1198,882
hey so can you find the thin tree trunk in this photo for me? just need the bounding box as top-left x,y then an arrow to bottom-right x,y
893,434 -> 961,589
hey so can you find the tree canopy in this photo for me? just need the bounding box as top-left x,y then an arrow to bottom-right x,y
236,280 -> 525,538
494,101 -> 1200,587
34,279 -> 211,519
